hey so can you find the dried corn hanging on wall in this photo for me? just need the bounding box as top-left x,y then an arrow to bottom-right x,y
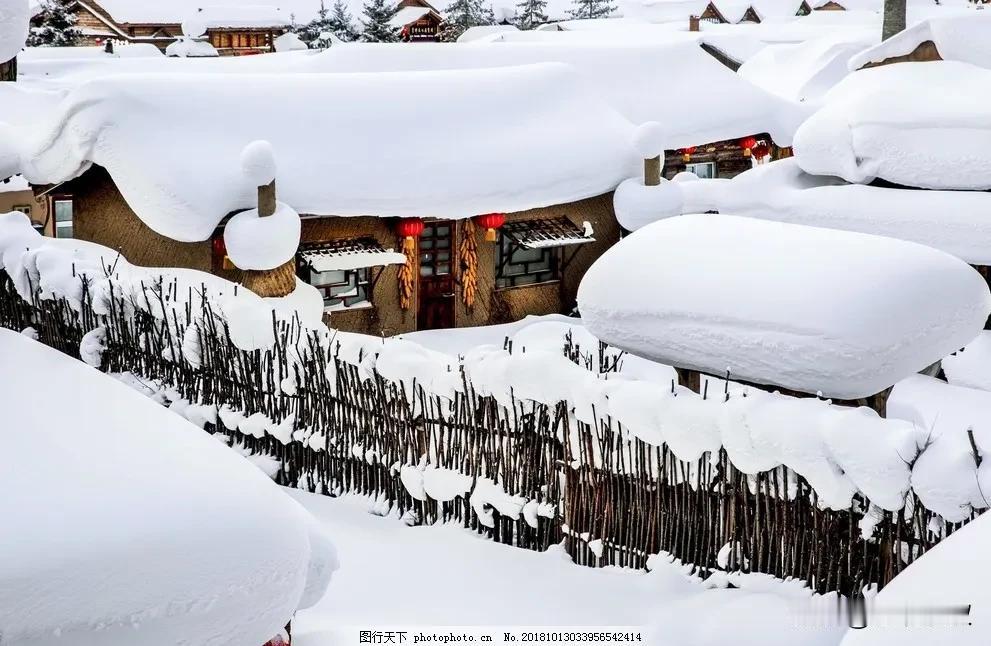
459,219 -> 478,310
398,235 -> 417,310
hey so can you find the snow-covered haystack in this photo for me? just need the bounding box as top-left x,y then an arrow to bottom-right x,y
577,214 -> 991,400
224,140 -> 301,271
614,122 -> 685,230
4,63 -> 638,242
0,0 -> 30,63
0,329 -> 337,645
794,61 -> 991,190
848,13 -> 991,71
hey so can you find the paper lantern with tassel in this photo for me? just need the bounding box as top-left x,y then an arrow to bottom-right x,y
679,146 -> 696,163
739,136 -> 757,158
475,213 -> 506,242
396,217 -> 425,242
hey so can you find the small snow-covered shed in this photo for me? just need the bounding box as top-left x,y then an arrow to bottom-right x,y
578,214 -> 991,405
2,63 -> 638,337
0,328 -> 337,644
848,14 -> 991,70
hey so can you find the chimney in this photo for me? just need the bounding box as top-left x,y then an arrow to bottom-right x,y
644,156 -> 661,187
689,15 -> 701,32
258,180 -> 276,217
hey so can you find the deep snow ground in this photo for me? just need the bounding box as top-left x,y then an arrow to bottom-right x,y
289,490 -> 845,646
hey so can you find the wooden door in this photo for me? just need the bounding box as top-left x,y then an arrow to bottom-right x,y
417,221 -> 455,330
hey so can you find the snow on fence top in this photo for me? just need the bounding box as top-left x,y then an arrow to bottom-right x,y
794,60 -> 991,191
299,40 -> 810,149
0,328 -> 337,644
577,214 -> 991,399
848,14 -> 991,70
2,63 -> 639,243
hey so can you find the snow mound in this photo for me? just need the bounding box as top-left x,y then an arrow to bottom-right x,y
632,121 -> 665,159
6,64 -> 638,242
275,32 -> 309,52
241,139 -> 277,187
0,329 -> 337,645
794,61 -> 991,190
0,0 -> 30,63
577,214 -> 991,399
613,177 -> 684,231
849,13 -> 991,71
165,36 -> 219,58
224,202 -> 301,271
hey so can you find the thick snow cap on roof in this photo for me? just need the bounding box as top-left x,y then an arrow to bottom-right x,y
577,214 -> 990,399
713,158 -> 991,266
794,61 -> 991,190
7,63 -> 639,242
0,329 -> 336,645
300,41 -> 808,148
849,14 -> 991,70
737,35 -> 872,105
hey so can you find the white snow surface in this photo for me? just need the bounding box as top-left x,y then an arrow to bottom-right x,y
848,13 -> 991,70
274,31 -> 309,52
0,329 -> 337,645
794,61 -> 991,190
942,331 -> 991,392
0,0 -> 30,63
841,511 -> 991,646
693,158 -> 991,265
297,40 -> 809,148
2,63 -> 639,242
578,214 -> 991,399
224,201 -> 302,270
240,139 -> 278,187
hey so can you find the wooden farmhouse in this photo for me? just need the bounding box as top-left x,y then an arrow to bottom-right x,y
393,0 -> 445,42
40,1 -> 290,55
698,0 -> 812,24
664,136 -> 791,181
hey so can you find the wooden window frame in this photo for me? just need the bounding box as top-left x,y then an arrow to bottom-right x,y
495,234 -> 562,289
52,197 -> 74,239
308,266 -> 372,311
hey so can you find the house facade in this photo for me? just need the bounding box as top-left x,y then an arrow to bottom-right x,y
54,1 -> 288,54
394,0 -> 445,42
663,134 -> 788,181
41,166 -> 619,336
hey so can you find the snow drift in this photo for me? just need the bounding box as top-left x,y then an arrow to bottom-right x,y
0,329 -> 337,645
578,214 -> 990,399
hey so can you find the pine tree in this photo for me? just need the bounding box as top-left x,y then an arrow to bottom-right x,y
441,0 -> 494,42
27,0 -> 81,47
329,0 -> 360,42
515,0 -> 548,29
361,0 -> 399,42
568,0 -> 616,20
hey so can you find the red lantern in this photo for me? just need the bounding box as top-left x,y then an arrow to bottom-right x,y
752,141 -> 771,161
475,213 -> 506,243
739,136 -> 758,158
679,146 -> 697,163
396,217 -> 425,242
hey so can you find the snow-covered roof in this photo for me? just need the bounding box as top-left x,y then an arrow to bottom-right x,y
578,213 -> 991,399
190,5 -> 291,29
389,6 -> 434,29
617,0 -> 708,24
0,327 -> 337,643
711,0 -> 758,23
704,158 -> 991,266
3,63 -> 639,242
848,13 -> 991,70
86,0 -> 301,25
298,41 -> 809,147
738,34 -> 872,104
794,60 -> 991,190
0,175 -> 30,193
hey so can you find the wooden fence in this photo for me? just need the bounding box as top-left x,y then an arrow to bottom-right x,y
0,270 -> 970,595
